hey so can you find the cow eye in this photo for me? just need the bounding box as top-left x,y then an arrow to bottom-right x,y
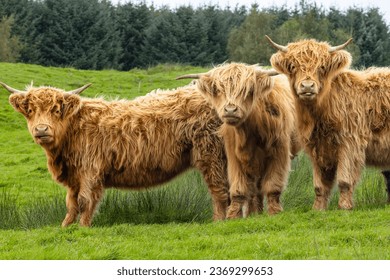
288,63 -> 296,73
320,65 -> 327,74
52,106 -> 62,115
211,84 -> 219,96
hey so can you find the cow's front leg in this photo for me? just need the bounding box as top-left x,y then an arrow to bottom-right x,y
62,187 -> 79,227
336,147 -> 364,210
249,180 -> 264,215
312,161 -> 336,210
194,145 -> 230,221
225,155 -> 254,219
77,177 -> 104,227
262,143 -> 290,215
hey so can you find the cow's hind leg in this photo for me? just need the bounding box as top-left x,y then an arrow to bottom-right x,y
381,170 -> 390,203
62,187 -> 79,227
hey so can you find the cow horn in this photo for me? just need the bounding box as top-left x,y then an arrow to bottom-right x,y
0,81 -> 26,94
176,73 -> 206,80
329,38 -> 353,53
66,83 -> 92,95
265,35 -> 288,53
263,69 -> 280,76
254,67 -> 280,77
265,69 -> 280,76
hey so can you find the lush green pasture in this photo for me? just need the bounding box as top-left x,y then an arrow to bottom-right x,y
0,63 -> 389,260
1,208 -> 389,260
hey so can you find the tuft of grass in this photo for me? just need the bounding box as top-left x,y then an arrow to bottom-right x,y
94,171 -> 212,226
0,171 -> 212,230
282,153 -> 314,211
0,190 -> 21,229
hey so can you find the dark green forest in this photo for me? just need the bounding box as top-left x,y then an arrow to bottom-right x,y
0,0 -> 389,70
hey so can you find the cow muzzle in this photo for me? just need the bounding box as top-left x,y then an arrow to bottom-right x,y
297,79 -> 318,100
33,124 -> 54,144
222,104 -> 243,126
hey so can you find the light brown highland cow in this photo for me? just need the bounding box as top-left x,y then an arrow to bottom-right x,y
1,82 -> 229,227
267,36 -> 390,209
178,63 -> 300,218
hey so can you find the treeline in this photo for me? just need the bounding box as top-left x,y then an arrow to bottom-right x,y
0,0 -> 389,70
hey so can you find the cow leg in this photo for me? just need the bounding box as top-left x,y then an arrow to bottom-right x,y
78,178 -> 104,227
381,170 -> 390,203
62,187 -> 79,227
312,162 -> 336,210
193,138 -> 230,221
249,180 -> 264,214
262,145 -> 290,215
200,164 -> 230,221
336,149 -> 364,210
225,155 -> 254,219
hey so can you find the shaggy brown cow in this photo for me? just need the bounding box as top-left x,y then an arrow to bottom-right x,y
177,63 -> 299,218
1,82 -> 229,227
267,36 -> 390,209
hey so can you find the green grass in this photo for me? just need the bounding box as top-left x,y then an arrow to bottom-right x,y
0,63 -> 389,260
0,209 -> 389,259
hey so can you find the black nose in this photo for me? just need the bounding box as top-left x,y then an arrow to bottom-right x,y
224,105 -> 237,114
35,125 -> 48,133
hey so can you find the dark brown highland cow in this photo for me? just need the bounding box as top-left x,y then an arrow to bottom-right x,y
1,82 -> 229,226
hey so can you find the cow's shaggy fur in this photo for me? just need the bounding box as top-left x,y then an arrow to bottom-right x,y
268,37 -> 390,209
180,63 -> 300,218
4,83 -> 229,226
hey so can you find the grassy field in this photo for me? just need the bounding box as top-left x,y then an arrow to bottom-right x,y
0,63 -> 389,260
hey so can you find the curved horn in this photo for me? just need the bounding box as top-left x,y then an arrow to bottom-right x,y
329,38 -> 353,53
0,81 -> 26,94
263,69 -> 280,76
265,35 -> 288,53
176,73 -> 207,80
66,83 -> 91,95
254,67 -> 280,77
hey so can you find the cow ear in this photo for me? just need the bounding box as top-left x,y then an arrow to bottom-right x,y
9,94 -> 28,116
197,75 -> 216,97
256,73 -> 274,97
63,94 -> 81,117
270,53 -> 288,74
330,50 -> 352,73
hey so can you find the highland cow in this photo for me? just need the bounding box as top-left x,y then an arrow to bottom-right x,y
267,36 -> 390,209
1,82 -> 229,226
177,63 -> 300,218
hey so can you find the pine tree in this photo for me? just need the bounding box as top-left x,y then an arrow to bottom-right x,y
140,7 -> 186,67
23,0 -> 121,69
116,2 -> 151,70
353,8 -> 390,67
0,15 -> 22,62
